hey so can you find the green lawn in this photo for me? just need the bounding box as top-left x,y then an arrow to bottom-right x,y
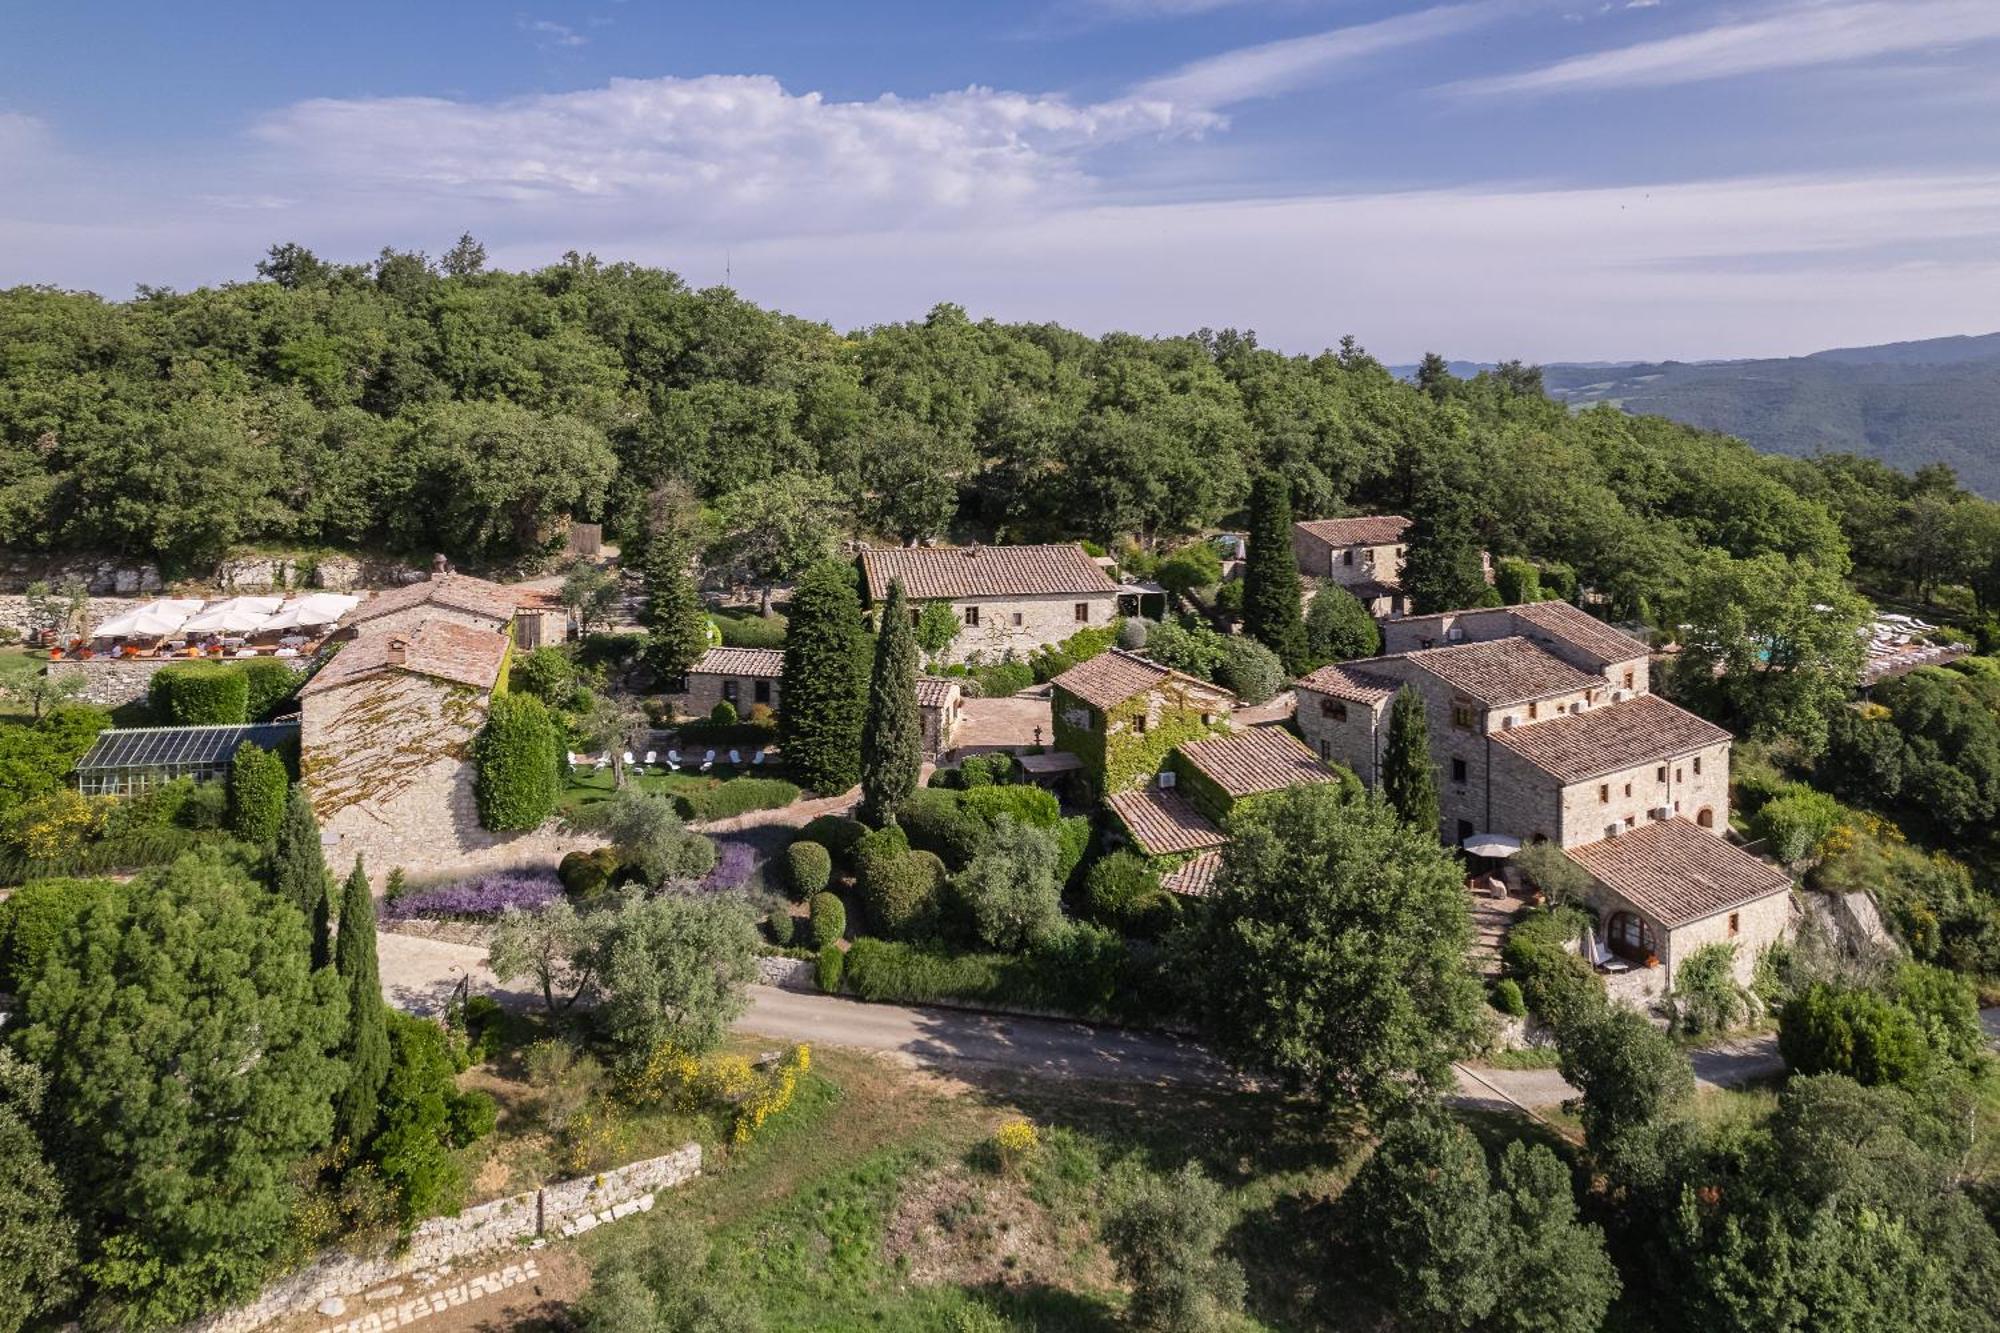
0,646 -> 48,718
560,764 -> 801,823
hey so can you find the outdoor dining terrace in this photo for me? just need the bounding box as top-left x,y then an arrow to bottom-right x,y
42,592 -> 360,662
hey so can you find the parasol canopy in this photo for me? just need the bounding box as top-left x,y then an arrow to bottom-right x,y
182,596 -> 285,635
262,592 -> 360,631
91,598 -> 206,640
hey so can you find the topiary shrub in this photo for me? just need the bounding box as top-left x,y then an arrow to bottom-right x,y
239,658 -> 301,720
558,847 -> 623,903
474,693 -> 562,831
766,906 -> 796,947
1491,978 -> 1527,1017
809,892 -> 846,949
853,822 -> 911,882
1054,816 -> 1091,887
710,699 -> 739,725
785,840 -> 832,901
226,743 -> 288,843
862,849 -> 947,940
898,789 -> 990,868
1215,636 -> 1285,705
799,814 -> 867,867
816,942 -> 845,993
148,663 -> 249,725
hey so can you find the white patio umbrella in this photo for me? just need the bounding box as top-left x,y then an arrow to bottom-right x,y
91,598 -> 206,640
263,592 -> 360,631
1460,833 -> 1521,859
182,596 -> 285,635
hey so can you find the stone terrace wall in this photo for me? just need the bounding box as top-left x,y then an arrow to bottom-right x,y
185,1143 -> 701,1333
45,654 -> 312,708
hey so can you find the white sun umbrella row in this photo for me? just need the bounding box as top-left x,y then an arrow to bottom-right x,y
91,592 -> 363,642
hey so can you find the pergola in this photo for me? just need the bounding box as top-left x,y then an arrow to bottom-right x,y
73,722 -> 299,797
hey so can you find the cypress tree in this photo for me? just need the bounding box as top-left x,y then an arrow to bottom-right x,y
271,786 -> 333,969
1382,686 -> 1440,838
780,560 -> 870,794
1241,473 -> 1309,675
859,581 -> 922,827
641,539 -> 711,684
333,855 -> 390,1150
1402,475 -> 1490,615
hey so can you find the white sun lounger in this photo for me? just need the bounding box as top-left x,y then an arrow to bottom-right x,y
701,750 -> 716,772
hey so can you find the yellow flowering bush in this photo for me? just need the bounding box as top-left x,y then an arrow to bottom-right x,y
4,789 -> 104,859
623,1043 -> 759,1112
732,1044 -> 810,1146
993,1118 -> 1039,1173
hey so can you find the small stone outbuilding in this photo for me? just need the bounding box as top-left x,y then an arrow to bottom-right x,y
859,544 -> 1120,665
671,647 -> 783,719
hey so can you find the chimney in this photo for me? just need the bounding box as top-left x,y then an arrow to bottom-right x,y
964,541 -> 981,559
386,636 -> 409,665
431,553 -> 451,578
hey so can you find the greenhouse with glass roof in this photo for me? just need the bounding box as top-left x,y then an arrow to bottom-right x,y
73,722 -> 299,797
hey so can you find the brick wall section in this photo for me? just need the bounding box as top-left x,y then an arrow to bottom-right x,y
186,1144 -> 701,1333
928,591 -> 1119,665
45,655 -> 312,708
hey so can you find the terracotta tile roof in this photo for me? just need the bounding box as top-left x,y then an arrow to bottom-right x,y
859,544 -> 1118,601
915,676 -> 961,709
1406,637 -> 1600,707
690,647 -> 784,678
1108,787 -> 1228,856
1295,660 -> 1403,705
1178,727 -> 1339,799
342,573 -> 522,629
1052,650 -> 1170,710
300,619 -> 509,698
1566,818 -> 1792,929
1294,515 -> 1411,548
1492,694 -> 1732,783
1511,600 -> 1651,666
1161,849 -> 1222,897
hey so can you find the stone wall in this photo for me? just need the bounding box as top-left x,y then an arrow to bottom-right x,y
0,551 -> 425,597
43,654 -> 312,708
1551,742 -> 1731,847
1294,686 -> 1388,786
185,1143 -> 701,1333
757,955 -> 815,991
0,593 -> 150,640
930,590 -> 1120,665
1661,886 -> 1795,986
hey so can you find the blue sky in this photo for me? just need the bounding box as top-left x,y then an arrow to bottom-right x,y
3,0 -> 1998,361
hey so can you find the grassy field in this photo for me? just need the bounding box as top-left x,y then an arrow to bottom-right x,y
0,646 -> 48,718
553,1043 -> 1572,1332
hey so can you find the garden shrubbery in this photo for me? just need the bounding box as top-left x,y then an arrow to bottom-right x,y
558,847 -> 623,903
784,840 -> 832,900
1084,850 -> 1177,936
0,876 -> 127,992
898,788 -> 990,867
474,693 -> 561,831
815,943 -> 844,993
149,664 -> 249,724
226,743 -> 288,843
797,814 -> 867,866
837,926 -> 1165,1022
808,892 -> 846,948
672,777 -> 799,823
239,658 -> 301,720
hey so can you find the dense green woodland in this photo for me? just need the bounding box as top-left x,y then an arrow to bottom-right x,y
8,241 -> 1997,621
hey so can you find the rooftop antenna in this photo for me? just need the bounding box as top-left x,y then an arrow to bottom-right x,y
725,248 -> 732,288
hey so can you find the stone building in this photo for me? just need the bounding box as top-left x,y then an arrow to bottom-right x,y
671,647 -> 783,719
858,544 -> 1120,665
915,676 -> 964,759
1292,515 -> 1412,617
299,618 -> 591,876
1567,818 -> 1794,987
333,572 -> 522,640
1049,649 -> 1235,797
1293,599 -> 1789,986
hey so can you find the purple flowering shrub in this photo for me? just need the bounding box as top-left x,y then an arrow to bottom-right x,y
697,838 -> 760,894
383,870 -> 563,921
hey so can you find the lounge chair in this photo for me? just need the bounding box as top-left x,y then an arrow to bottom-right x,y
700,749 -> 717,772
751,751 -> 766,768
623,751 -> 637,773
665,749 -> 682,771
592,754 -> 609,771
644,750 -> 657,768
728,749 -> 743,766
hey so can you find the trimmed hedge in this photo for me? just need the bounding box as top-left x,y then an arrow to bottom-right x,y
558,847 -> 622,902
474,694 -> 561,831
809,892 -> 846,948
861,848 -> 946,939
226,743 -> 288,843
816,943 -> 845,993
239,658 -> 301,720
785,840 -> 832,901
766,906 -> 796,946
674,777 -> 799,824
1084,850 -> 1177,936
1502,907 -> 1603,1030
149,664 -> 249,725
898,788 -> 990,868
961,783 -> 1060,830
0,877 -> 127,992
798,814 -> 867,867
840,927 -> 1165,1023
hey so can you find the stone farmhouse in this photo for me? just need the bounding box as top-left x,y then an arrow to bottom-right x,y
1048,650 -> 1236,798
859,544 -> 1120,665
1294,599 -> 1790,985
1292,515 -> 1412,617
331,572 -> 523,640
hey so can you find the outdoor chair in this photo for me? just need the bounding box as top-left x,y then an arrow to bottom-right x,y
701,750 -> 717,772
592,755 -> 610,771
623,751 -> 637,772
751,751 -> 766,768
665,749 -> 682,770
643,750 -> 657,768
728,749 -> 743,766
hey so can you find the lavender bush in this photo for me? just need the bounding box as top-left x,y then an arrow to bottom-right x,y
382,870 -> 563,921
696,838 -> 759,894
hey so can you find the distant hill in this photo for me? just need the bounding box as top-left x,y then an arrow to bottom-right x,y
1395,333 -> 2000,497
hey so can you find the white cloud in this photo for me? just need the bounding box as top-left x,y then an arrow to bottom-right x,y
1133,1 -> 1519,108
1454,0 -> 2000,96
522,18 -> 588,48
245,75 -> 1212,235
